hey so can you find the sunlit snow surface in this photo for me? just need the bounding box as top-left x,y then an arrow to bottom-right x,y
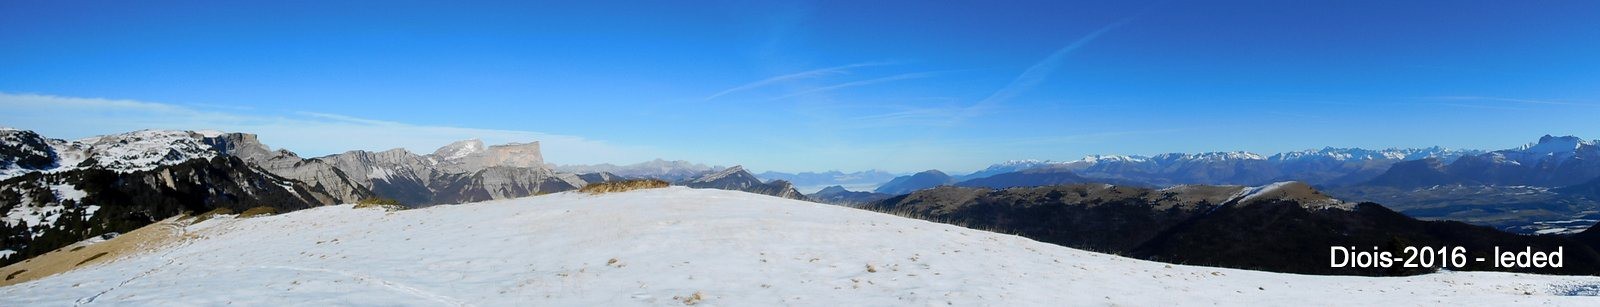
4,187 -> 1599,305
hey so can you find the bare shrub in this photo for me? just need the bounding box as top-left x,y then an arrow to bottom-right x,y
239,206 -> 278,218
354,198 -> 407,211
580,179 -> 669,194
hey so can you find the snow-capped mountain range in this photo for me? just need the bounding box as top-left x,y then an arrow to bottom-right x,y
961,146 -> 1485,187
1364,135 -> 1600,188
755,169 -> 898,193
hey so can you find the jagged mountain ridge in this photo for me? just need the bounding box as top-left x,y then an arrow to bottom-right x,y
216,133 -> 582,206
681,166 -> 805,200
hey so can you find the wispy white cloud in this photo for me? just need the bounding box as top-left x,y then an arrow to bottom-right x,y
836,19 -> 1130,129
768,70 -> 947,101
1429,96 -> 1596,107
975,19 -> 1129,108
1432,103 -> 1529,111
845,103 -> 998,128
703,61 -> 897,101
0,92 -> 659,164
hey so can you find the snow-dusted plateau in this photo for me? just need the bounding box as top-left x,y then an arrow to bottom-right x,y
3,187 -> 1598,305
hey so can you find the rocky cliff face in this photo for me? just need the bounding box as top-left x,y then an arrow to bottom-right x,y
211,134 -> 579,206
432,140 -> 545,173
206,133 -> 374,204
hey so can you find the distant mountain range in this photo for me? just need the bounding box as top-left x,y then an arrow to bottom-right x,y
1362,135 -> 1600,188
553,159 -> 724,182
867,147 -> 1485,196
866,181 -> 1600,276
856,136 -> 1600,234
681,166 -> 805,200
806,185 -> 891,205
1325,135 -> 1600,234
873,170 -> 956,195
755,170 -> 897,192
976,147 -> 1482,187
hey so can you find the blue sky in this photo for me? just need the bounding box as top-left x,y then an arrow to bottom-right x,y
3,1 -> 1598,173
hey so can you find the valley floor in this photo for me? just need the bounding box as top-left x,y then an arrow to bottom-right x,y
2,187 -> 1598,305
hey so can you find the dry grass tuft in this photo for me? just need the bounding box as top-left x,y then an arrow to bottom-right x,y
674,291 -> 705,305
354,198 -> 408,211
239,206 -> 278,218
192,208 -> 235,223
580,179 -> 669,194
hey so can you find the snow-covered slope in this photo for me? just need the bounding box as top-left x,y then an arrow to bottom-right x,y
3,187 -> 1598,305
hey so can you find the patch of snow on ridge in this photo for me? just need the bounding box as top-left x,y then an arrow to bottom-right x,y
1228,181 -> 1351,210
1232,181 -> 1294,204
3,187 -> 1598,305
